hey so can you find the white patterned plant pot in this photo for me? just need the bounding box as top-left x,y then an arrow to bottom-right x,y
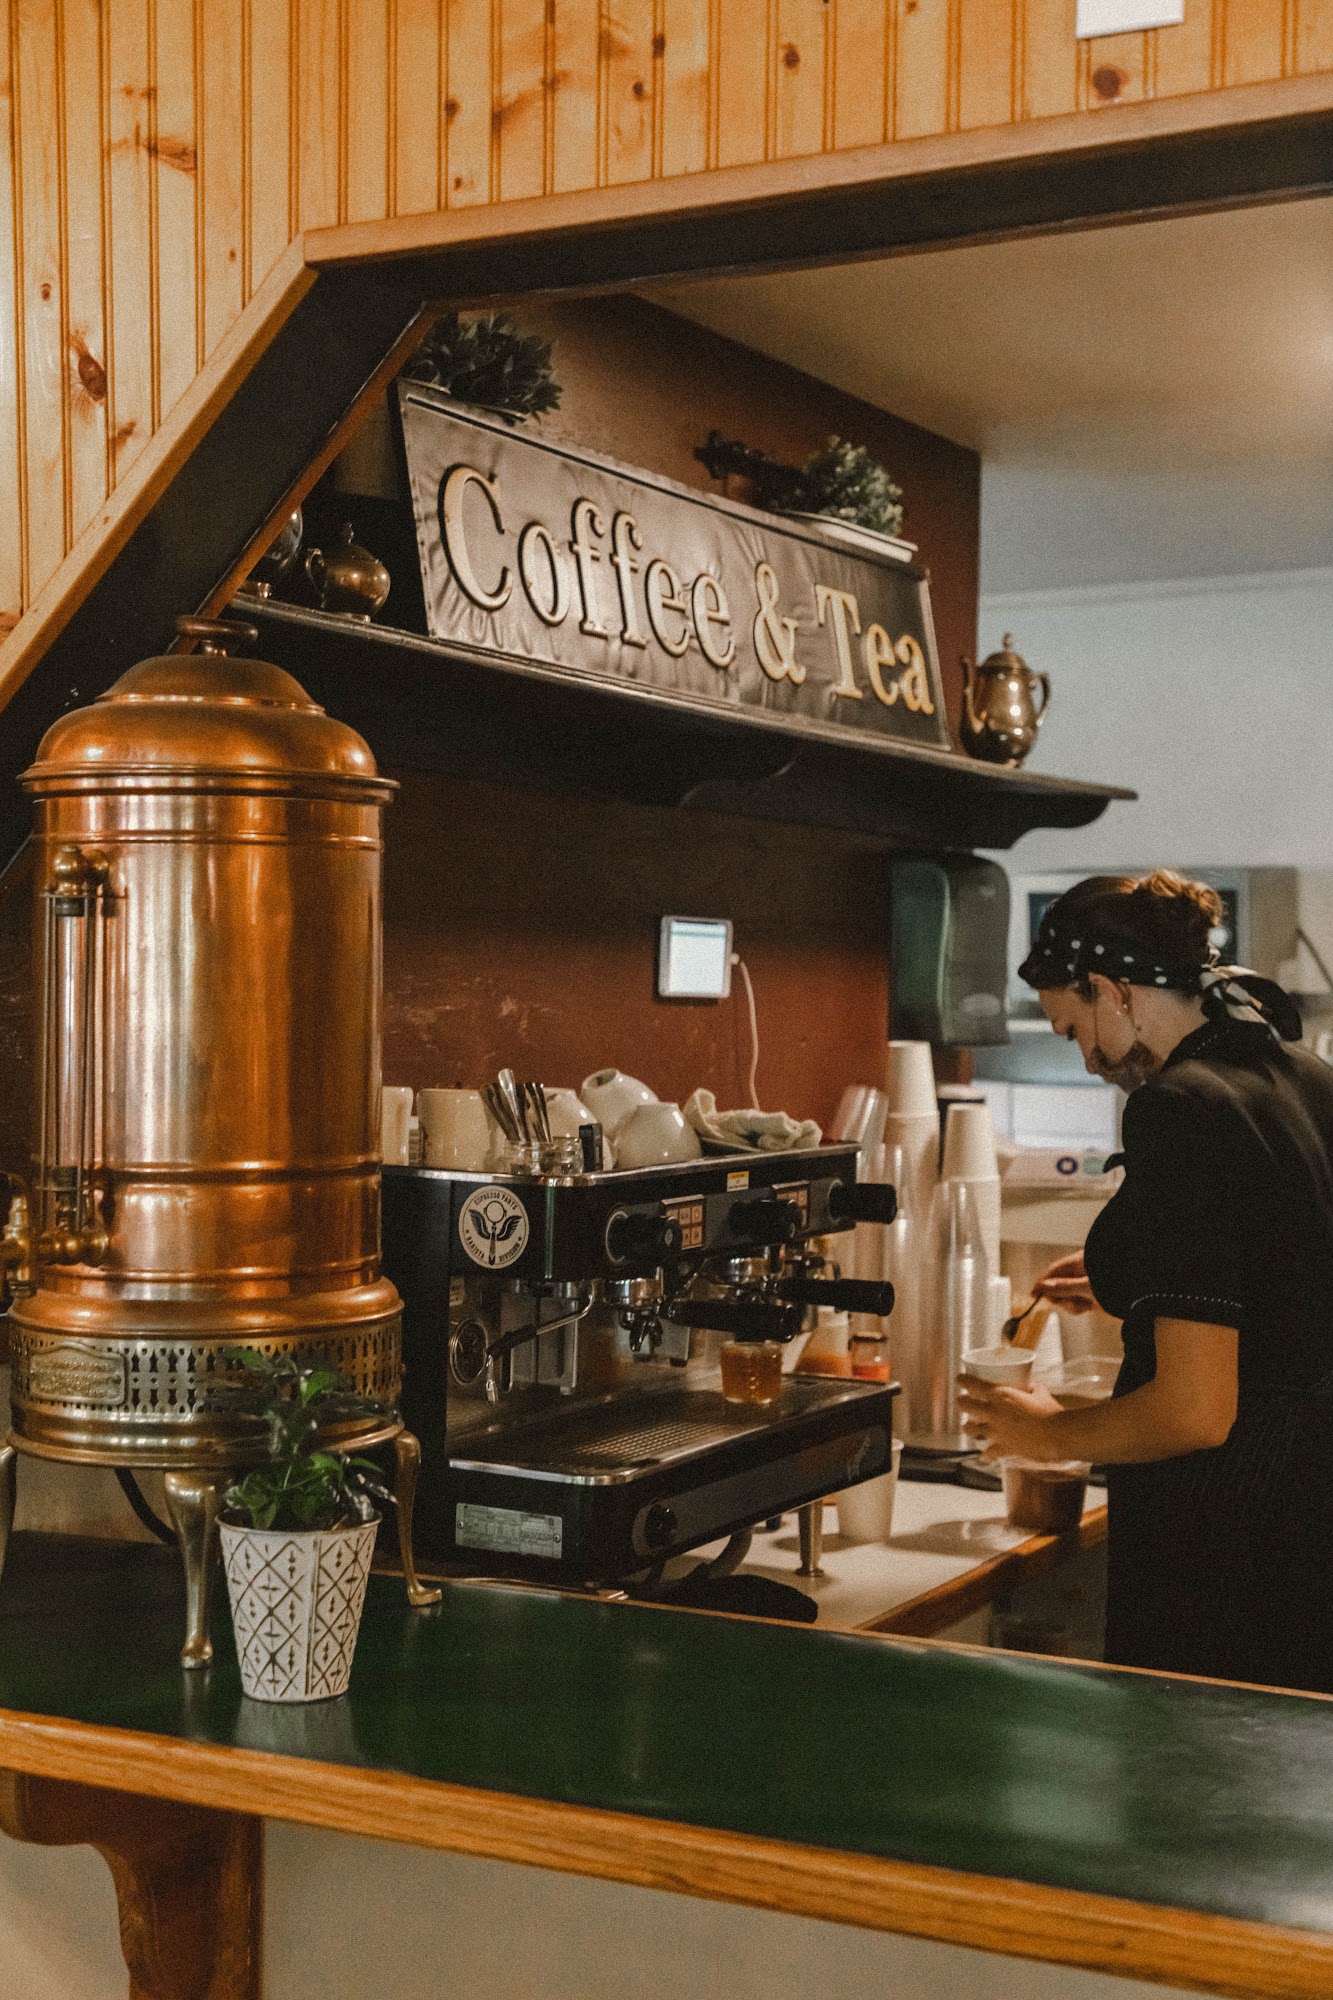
220,1518 -> 378,1702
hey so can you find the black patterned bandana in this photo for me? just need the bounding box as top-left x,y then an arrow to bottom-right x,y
1019,912 -> 1302,1042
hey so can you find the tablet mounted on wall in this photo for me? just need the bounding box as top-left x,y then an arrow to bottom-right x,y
657,917 -> 733,1000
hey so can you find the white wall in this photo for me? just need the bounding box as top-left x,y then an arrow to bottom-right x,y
982,565 -> 1333,869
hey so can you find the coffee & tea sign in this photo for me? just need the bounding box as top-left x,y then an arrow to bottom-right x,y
398,385 -> 949,751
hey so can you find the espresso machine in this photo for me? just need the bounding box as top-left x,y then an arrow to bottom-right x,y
381,1145 -> 898,1586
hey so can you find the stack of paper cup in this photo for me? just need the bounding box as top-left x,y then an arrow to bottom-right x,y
881,1043 -> 938,1435
830,1086 -> 889,1288
940,1100 -> 1001,1276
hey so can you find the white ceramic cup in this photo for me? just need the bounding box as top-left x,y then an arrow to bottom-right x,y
380,1086 -> 413,1165
580,1068 -> 657,1138
418,1088 -> 494,1170
543,1087 -> 614,1168
836,1439 -> 903,1543
962,1343 -> 1034,1386
886,1040 -> 937,1118
614,1101 -> 702,1169
941,1101 -> 999,1182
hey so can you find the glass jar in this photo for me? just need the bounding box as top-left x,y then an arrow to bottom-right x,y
719,1339 -> 784,1405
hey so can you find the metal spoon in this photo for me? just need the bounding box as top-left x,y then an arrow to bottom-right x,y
1002,1296 -> 1045,1347
485,1082 -> 520,1142
497,1069 -> 527,1140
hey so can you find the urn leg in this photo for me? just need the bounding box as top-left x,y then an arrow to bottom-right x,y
164,1471 -> 229,1670
392,1429 -> 442,1608
0,1442 -> 16,1592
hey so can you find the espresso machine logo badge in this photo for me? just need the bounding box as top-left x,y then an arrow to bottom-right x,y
459,1185 -> 530,1269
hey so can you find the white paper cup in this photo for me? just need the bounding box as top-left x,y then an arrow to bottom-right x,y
941,1101 -> 998,1182
380,1086 -> 413,1165
988,1274 -> 1013,1342
614,1101 -> 702,1168
580,1069 -> 657,1137
962,1343 -> 1034,1386
418,1087 -> 494,1170
836,1440 -> 903,1543
886,1041 -> 937,1119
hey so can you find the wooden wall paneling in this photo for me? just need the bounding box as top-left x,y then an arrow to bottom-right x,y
154,0 -> 201,408
831,0 -> 892,151
346,0 -> 391,222
246,0 -> 294,287
1020,0 -> 1079,119
659,0 -> 712,177
603,0 -> 660,186
1152,2 -> 1220,95
957,0 -> 1018,127
0,11 -> 23,632
550,0 -> 601,193
713,0 -> 772,166
893,0 -> 953,138
106,0 -> 156,481
773,0 -> 831,157
1079,27 -> 1149,105
1222,0 -> 1290,85
1296,0 -> 1333,71
61,0 -> 111,542
297,0 -> 344,227
15,0 -> 68,601
391,0 -> 443,216
497,0 -> 550,201
443,0 -> 495,205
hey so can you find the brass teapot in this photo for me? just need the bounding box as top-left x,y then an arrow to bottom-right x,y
960,634 -> 1050,767
305,521 -> 391,621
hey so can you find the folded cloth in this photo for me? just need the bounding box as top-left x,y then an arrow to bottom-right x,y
683,1088 -> 822,1154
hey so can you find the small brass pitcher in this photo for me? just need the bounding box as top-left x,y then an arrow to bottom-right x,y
305,522 -> 391,622
960,634 -> 1050,767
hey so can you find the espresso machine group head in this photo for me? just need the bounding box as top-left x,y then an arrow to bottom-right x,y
381,1144 -> 898,1585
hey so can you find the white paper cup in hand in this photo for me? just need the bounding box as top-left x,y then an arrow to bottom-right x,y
380,1086 -> 413,1165
418,1088 -> 494,1170
836,1440 -> 903,1543
961,1344 -> 1035,1386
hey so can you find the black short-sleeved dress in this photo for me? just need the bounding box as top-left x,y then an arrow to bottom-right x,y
1083,1016 -> 1333,1691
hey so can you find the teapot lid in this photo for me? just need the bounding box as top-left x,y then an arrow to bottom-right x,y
979,633 -> 1029,672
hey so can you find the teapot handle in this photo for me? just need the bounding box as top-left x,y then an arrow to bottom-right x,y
1033,672 -> 1051,724
304,547 -> 327,605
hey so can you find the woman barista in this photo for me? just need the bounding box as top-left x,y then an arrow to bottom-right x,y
959,870 -> 1333,1693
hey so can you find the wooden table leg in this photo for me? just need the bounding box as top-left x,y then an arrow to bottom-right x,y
0,1771 -> 261,2000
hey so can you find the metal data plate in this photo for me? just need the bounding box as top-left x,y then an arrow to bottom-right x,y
450,1379 -> 887,1487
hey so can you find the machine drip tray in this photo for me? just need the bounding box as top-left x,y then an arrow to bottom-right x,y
452,1379 -> 887,1486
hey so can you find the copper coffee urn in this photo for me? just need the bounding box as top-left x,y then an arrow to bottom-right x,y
0,617 -> 439,1665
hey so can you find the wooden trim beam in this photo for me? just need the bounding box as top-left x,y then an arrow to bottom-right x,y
0,1707 -> 1330,2000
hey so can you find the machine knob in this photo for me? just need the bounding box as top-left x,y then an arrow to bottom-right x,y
642,1502 -> 678,1553
827,1180 -> 898,1226
726,1197 -> 801,1246
605,1208 -> 683,1269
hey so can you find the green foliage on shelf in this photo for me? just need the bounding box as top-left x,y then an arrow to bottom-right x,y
213,1349 -> 393,1533
695,430 -> 905,537
403,311 -> 563,418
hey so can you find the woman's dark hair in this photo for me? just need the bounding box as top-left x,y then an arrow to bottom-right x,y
1019,869 -> 1223,995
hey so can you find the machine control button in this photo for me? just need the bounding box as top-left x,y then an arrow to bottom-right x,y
642,1502 -> 678,1552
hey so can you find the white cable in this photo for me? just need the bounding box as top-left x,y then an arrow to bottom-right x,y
734,955 -> 760,1110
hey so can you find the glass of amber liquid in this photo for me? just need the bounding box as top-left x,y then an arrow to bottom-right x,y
720,1339 -> 784,1405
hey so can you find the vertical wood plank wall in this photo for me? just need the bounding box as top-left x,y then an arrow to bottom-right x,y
3,0 -> 1331,644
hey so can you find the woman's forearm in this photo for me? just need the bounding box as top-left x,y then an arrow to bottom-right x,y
1029,1378 -> 1220,1463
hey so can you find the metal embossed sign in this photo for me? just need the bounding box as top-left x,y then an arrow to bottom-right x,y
398,385 -> 950,751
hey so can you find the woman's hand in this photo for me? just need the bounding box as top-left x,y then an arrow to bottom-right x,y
957,1377 -> 1064,1463
1033,1250 -> 1099,1316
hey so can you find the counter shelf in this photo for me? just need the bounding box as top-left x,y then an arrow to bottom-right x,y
3,1530 -> 1333,2000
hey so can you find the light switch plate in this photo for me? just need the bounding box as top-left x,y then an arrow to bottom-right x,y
1076,0 -> 1184,34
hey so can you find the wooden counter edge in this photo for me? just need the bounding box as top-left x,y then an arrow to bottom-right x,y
862,1506 -> 1108,1638
0,1706 -> 1327,2000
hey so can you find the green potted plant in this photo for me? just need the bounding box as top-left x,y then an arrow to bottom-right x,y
215,1351 -> 393,1703
402,310 -> 562,422
694,431 -> 908,552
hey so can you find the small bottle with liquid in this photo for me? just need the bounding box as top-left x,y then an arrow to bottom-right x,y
719,1338 -> 784,1405
848,1328 -> 892,1383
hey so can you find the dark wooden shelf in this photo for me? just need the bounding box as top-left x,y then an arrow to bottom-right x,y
244,600 -> 1134,851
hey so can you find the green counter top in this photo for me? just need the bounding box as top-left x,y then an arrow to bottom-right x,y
5,1531 -> 1333,1954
